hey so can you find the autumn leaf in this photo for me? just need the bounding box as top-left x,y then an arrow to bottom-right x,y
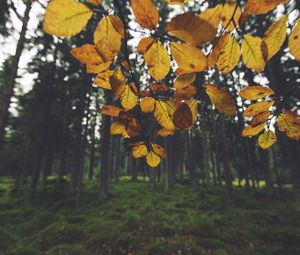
289,19 -> 300,62
140,97 -> 156,113
242,123 -> 266,137
203,84 -> 236,116
154,100 -> 175,130
277,110 -> 300,140
221,1 -> 242,31
243,100 -> 274,117
245,0 -> 288,15
126,118 -> 142,137
173,102 -> 193,129
165,0 -> 191,5
174,85 -> 197,100
199,4 -> 222,31
88,0 -> 103,5
174,74 -> 196,89
132,144 -> 148,159
120,86 -> 138,111
151,143 -> 167,159
111,122 -> 126,135
43,0 -> 92,38
101,105 -> 123,117
242,34 -> 266,72
216,33 -> 240,74
170,42 -> 207,75
71,44 -> 103,65
146,151 -> 161,168
240,86 -> 274,100
109,69 -> 126,99
207,32 -> 229,68
166,13 -> 217,46
94,16 -> 124,62
86,62 -> 111,74
262,15 -> 287,61
258,130 -> 277,149
144,40 -> 171,81
94,70 -> 114,89
131,0 -> 159,30
251,111 -> 271,126
137,37 -> 155,54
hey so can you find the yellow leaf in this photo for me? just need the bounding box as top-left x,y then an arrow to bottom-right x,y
165,0 -> 191,5
221,1 -> 242,31
170,42 -> 207,75
242,34 -> 266,72
277,110 -> 300,141
86,62 -> 111,74
120,86 -> 138,111
166,13 -> 217,46
240,86 -> 274,100
207,32 -> 229,68
146,151 -> 161,168
262,15 -> 287,61
131,0 -> 159,30
154,100 -> 175,130
94,16 -> 123,62
132,144 -> 148,159
245,0 -> 287,15
94,70 -> 114,89
144,40 -> 171,81
140,97 -> 156,113
151,143 -> 167,159
258,131 -> 277,149
199,4 -> 222,31
243,100 -> 274,117
203,84 -> 236,116
289,19 -> 300,62
71,44 -> 103,65
174,74 -> 196,89
216,33 -> 240,74
173,102 -> 193,129
111,122 -> 125,135
242,123 -> 266,137
43,0 -> 92,38
174,85 -> 196,100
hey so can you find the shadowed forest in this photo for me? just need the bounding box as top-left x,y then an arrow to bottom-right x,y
0,0 -> 300,254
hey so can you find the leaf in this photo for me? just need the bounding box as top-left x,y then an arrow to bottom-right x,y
131,0 -> 159,30
94,16 -> 123,62
174,85 -> 197,100
289,19 -> 300,62
240,86 -> 274,100
120,86 -> 138,111
221,1 -> 242,31
251,111 -> 271,126
173,102 -> 193,129
154,100 -> 175,130
109,69 -> 126,98
166,13 -> 217,46
243,100 -> 274,117
242,34 -> 266,72
140,97 -> 156,113
94,70 -> 114,89
137,37 -> 155,54
86,62 -> 111,74
126,118 -> 142,137
242,123 -> 266,137
203,84 -> 236,116
174,74 -> 196,89
216,33 -> 240,74
144,40 -> 171,81
132,144 -> 148,159
101,105 -> 123,117
151,143 -> 167,159
258,131 -> 277,149
146,151 -> 161,168
245,0 -> 287,15
199,4 -> 222,31
165,0 -> 191,5
262,15 -> 287,61
43,0 -> 93,38
71,44 -> 103,65
111,122 -> 126,135
277,110 -> 300,140
207,32 -> 229,68
156,128 -> 175,137
170,42 -> 207,75
88,0 -> 103,5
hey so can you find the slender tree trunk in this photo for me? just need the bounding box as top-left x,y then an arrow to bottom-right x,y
0,1 -> 32,143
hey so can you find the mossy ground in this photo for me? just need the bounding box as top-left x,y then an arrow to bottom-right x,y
0,177 -> 299,255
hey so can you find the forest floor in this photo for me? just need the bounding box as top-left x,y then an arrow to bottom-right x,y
0,177 -> 300,255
